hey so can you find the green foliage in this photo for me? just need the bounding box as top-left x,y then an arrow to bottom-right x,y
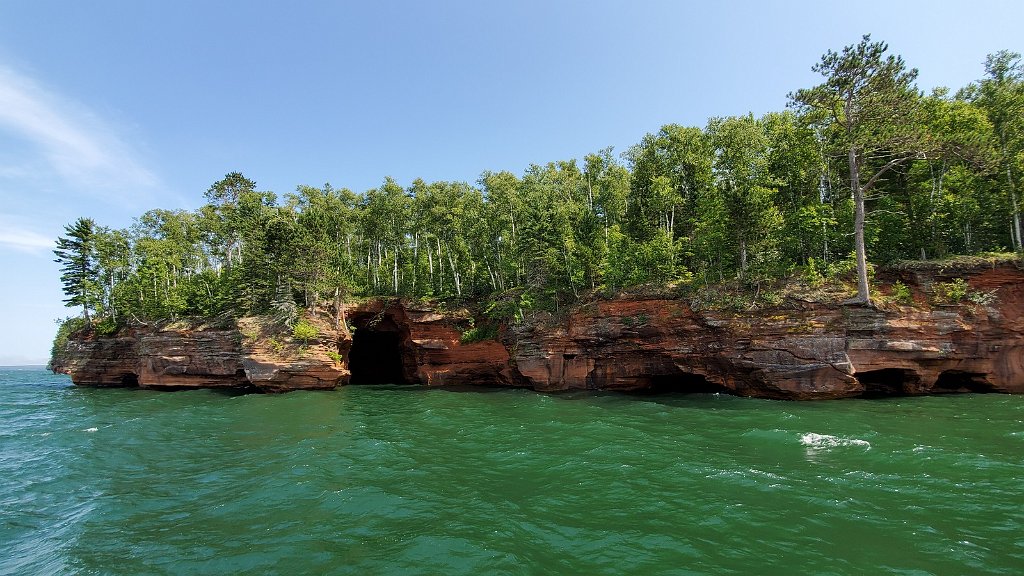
460,318 -> 499,344
758,290 -> 784,307
620,314 -> 650,328
826,252 -> 870,281
967,289 -> 997,306
50,316 -> 89,363
267,337 -> 285,354
53,217 -> 99,322
802,259 -> 826,287
49,43 -> 1024,328
93,316 -> 123,336
292,319 -> 319,344
961,50 -> 1024,252
690,285 -> 753,312
482,290 -> 530,324
892,281 -> 913,305
934,278 -> 970,304
790,35 -> 932,304
327,350 -> 343,364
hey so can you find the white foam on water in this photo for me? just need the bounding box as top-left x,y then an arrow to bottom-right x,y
800,432 -> 870,450
82,427 -> 98,433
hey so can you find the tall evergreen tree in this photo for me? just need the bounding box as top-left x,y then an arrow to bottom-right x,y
54,217 -> 98,323
790,35 -> 928,305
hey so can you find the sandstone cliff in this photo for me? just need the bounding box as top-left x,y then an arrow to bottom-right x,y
51,261 -> 1024,399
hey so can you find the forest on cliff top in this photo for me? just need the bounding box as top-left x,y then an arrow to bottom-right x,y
54,37 -> 1024,333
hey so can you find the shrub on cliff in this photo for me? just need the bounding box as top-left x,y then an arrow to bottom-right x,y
892,281 -> 913,305
934,278 -> 970,304
460,321 -> 499,344
49,316 -> 89,370
292,319 -> 319,344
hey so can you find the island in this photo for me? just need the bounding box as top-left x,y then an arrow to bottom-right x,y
49,39 -> 1024,400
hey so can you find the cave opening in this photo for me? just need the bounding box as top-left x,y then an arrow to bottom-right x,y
640,372 -> 731,395
347,327 -> 409,385
934,370 -> 992,393
856,368 -> 921,398
120,372 -> 139,387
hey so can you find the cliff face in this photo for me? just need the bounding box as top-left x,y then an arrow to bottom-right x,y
51,317 -> 347,392
513,266 -> 1024,399
52,262 -> 1024,399
50,302 -> 515,393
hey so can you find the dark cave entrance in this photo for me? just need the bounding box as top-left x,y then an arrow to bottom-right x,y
933,370 -> 992,394
637,371 -> 732,395
347,326 -> 410,385
856,368 -> 921,398
120,372 -> 139,387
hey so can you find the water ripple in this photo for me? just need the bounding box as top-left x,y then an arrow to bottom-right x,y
2,369 -> 1023,575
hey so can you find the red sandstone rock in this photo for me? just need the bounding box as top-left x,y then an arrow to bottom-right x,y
51,263 -> 1024,399
346,301 -> 518,388
511,264 -> 1024,399
52,317 -> 346,392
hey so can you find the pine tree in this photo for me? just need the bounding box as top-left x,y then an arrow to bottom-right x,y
53,217 -> 98,323
790,35 -> 928,305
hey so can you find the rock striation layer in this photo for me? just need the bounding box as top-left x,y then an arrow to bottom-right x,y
52,262 -> 1024,399
52,316 -> 348,393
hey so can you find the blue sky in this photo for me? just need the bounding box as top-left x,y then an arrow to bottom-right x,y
1,1 -> 1022,364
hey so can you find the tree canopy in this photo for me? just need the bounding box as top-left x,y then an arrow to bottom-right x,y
56,39 -> 1023,329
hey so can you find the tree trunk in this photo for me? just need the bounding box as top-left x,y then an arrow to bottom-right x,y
739,238 -> 748,276
850,147 -> 871,305
412,232 -> 419,292
1011,184 -> 1022,252
446,247 -> 461,296
485,259 -> 496,291
334,287 -> 350,337
1002,143 -> 1022,251
366,246 -> 372,289
427,241 -> 434,291
436,237 -> 444,294
563,247 -> 578,298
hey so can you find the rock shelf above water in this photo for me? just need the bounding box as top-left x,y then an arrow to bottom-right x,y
51,262 -> 1024,400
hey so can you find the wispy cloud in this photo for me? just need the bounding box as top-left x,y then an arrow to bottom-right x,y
0,65 -> 159,201
0,219 -> 54,254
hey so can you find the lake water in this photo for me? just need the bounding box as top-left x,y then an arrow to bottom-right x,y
2,367 -> 1022,575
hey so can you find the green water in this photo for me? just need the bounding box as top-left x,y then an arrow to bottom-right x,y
2,367 -> 1022,575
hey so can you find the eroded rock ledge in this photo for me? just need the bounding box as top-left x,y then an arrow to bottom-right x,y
51,263 -> 1024,399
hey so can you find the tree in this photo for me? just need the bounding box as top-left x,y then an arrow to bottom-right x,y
360,177 -> 411,295
790,35 -> 927,304
961,50 -> 1024,250
914,91 -> 997,257
625,124 -> 711,245
54,217 -> 98,323
92,226 -> 131,321
761,111 -> 827,265
205,171 -> 257,205
707,114 -> 784,279
288,183 -> 360,314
